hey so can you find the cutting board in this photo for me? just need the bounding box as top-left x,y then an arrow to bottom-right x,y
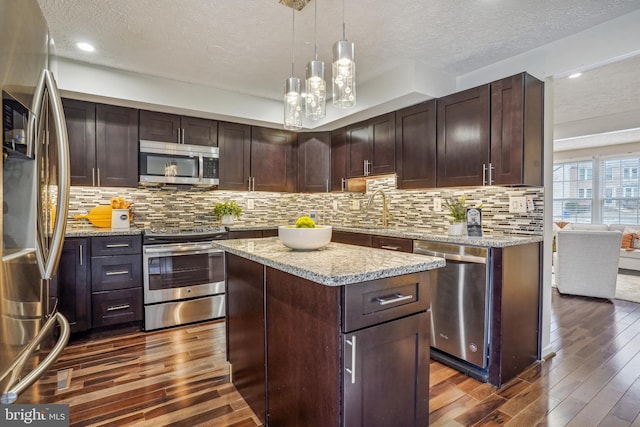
73,205 -> 113,228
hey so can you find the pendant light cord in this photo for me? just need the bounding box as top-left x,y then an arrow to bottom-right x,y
291,8 -> 295,76
342,0 -> 346,40
314,0 -> 318,60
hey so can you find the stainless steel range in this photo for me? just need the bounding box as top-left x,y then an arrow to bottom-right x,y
142,226 -> 228,331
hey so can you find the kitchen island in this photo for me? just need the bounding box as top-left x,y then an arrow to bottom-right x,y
215,237 -> 444,427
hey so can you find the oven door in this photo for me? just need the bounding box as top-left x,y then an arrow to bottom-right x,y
143,242 -> 225,304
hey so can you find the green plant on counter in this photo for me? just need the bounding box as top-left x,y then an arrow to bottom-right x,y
212,201 -> 243,219
444,196 -> 482,223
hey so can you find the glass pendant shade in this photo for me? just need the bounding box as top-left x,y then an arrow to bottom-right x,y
284,76 -> 302,130
332,39 -> 356,108
305,59 -> 326,120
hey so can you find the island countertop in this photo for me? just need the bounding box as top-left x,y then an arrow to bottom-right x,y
214,237 -> 445,287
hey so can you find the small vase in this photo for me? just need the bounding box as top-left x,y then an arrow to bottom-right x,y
448,222 -> 464,236
221,215 -> 234,225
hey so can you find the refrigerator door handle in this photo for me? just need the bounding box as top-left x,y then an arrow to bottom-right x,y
33,69 -> 71,280
0,312 -> 70,404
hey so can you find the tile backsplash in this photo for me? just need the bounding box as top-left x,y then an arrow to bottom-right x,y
66,175 -> 543,236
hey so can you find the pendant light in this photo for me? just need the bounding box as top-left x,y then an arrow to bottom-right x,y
332,0 -> 356,108
284,8 -> 302,130
305,0 -> 326,120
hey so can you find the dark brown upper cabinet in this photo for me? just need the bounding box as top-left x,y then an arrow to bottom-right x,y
437,72 -> 543,188
436,84 -> 491,187
395,100 -> 437,189
490,72 -> 543,186
330,127 -> 347,191
218,121 -> 251,190
63,99 -> 138,187
346,112 -> 395,178
250,126 -> 297,193
297,132 -> 330,193
139,110 -> 218,146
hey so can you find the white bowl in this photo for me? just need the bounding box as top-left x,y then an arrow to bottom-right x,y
278,225 -> 333,250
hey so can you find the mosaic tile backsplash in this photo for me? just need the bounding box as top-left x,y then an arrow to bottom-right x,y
66,175 -> 543,236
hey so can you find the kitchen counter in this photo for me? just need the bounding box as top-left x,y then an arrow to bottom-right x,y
214,237 -> 444,287
225,223 -> 541,248
65,225 -> 143,237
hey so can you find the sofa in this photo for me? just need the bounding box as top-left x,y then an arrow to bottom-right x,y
553,223 -> 640,272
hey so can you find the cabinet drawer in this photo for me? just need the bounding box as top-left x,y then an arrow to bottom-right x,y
342,271 -> 431,332
91,254 -> 142,291
91,235 -> 142,256
228,230 -> 263,239
331,230 -> 372,247
92,288 -> 142,328
371,235 -> 413,253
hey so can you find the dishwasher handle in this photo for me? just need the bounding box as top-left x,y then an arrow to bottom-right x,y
414,248 -> 487,264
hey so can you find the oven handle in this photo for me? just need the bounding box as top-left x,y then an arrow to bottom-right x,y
143,244 -> 223,254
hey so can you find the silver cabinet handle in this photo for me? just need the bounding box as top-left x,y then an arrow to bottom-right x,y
177,128 -> 181,144
364,160 -> 371,176
380,245 -> 401,251
0,312 -> 70,404
489,162 -> 494,185
182,128 -> 185,144
107,304 -> 131,312
97,168 -> 101,187
105,270 -> 129,276
106,243 -> 130,248
345,335 -> 356,384
251,177 -> 256,191
341,178 -> 346,192
482,163 -> 487,186
92,167 -> 96,186
326,179 -> 329,193
375,293 -> 414,306
79,244 -> 83,266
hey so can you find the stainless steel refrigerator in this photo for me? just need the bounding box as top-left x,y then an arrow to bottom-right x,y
0,0 -> 71,404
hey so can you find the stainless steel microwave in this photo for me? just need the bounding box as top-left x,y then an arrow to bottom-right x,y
139,140 -> 219,186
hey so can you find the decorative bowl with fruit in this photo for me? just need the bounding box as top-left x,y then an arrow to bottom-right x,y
278,216 -> 332,250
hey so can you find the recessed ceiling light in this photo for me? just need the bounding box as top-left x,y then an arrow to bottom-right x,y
568,72 -> 582,79
76,42 -> 95,52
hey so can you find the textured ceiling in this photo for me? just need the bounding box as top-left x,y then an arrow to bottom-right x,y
37,0 -> 640,149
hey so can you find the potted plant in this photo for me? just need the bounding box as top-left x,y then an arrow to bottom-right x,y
212,200 -> 242,225
444,196 -> 468,236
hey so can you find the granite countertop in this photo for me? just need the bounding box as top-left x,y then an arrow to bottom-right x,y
65,225 -> 143,237
214,237 -> 445,287
226,223 -> 542,248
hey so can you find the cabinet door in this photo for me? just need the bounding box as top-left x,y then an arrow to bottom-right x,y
330,128 -> 347,191
96,104 -> 139,187
396,100 -> 437,189
369,112 -> 396,176
343,313 -> 429,427
226,254 -> 267,425
491,73 -> 543,186
297,132 -> 330,193
436,85 -> 490,187
181,116 -> 218,146
62,99 -> 95,186
346,121 -> 369,178
57,238 -> 91,333
139,110 -> 181,143
218,121 -> 251,190
250,127 -> 297,192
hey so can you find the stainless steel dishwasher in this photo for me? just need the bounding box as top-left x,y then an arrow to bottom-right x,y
413,240 -> 490,377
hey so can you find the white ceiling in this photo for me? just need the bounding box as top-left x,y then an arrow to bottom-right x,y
37,0 -> 640,149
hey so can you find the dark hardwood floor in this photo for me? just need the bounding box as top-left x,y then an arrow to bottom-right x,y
19,289 -> 640,426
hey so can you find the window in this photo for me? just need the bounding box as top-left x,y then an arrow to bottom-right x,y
578,167 -> 592,181
554,156 -> 640,225
552,161 -> 593,223
624,167 -> 639,179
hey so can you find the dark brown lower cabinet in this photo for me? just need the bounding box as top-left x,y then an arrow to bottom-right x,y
343,313 -> 430,427
57,238 -> 91,333
226,253 -> 431,427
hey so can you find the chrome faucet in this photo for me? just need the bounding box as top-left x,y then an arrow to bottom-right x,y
366,189 -> 390,227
